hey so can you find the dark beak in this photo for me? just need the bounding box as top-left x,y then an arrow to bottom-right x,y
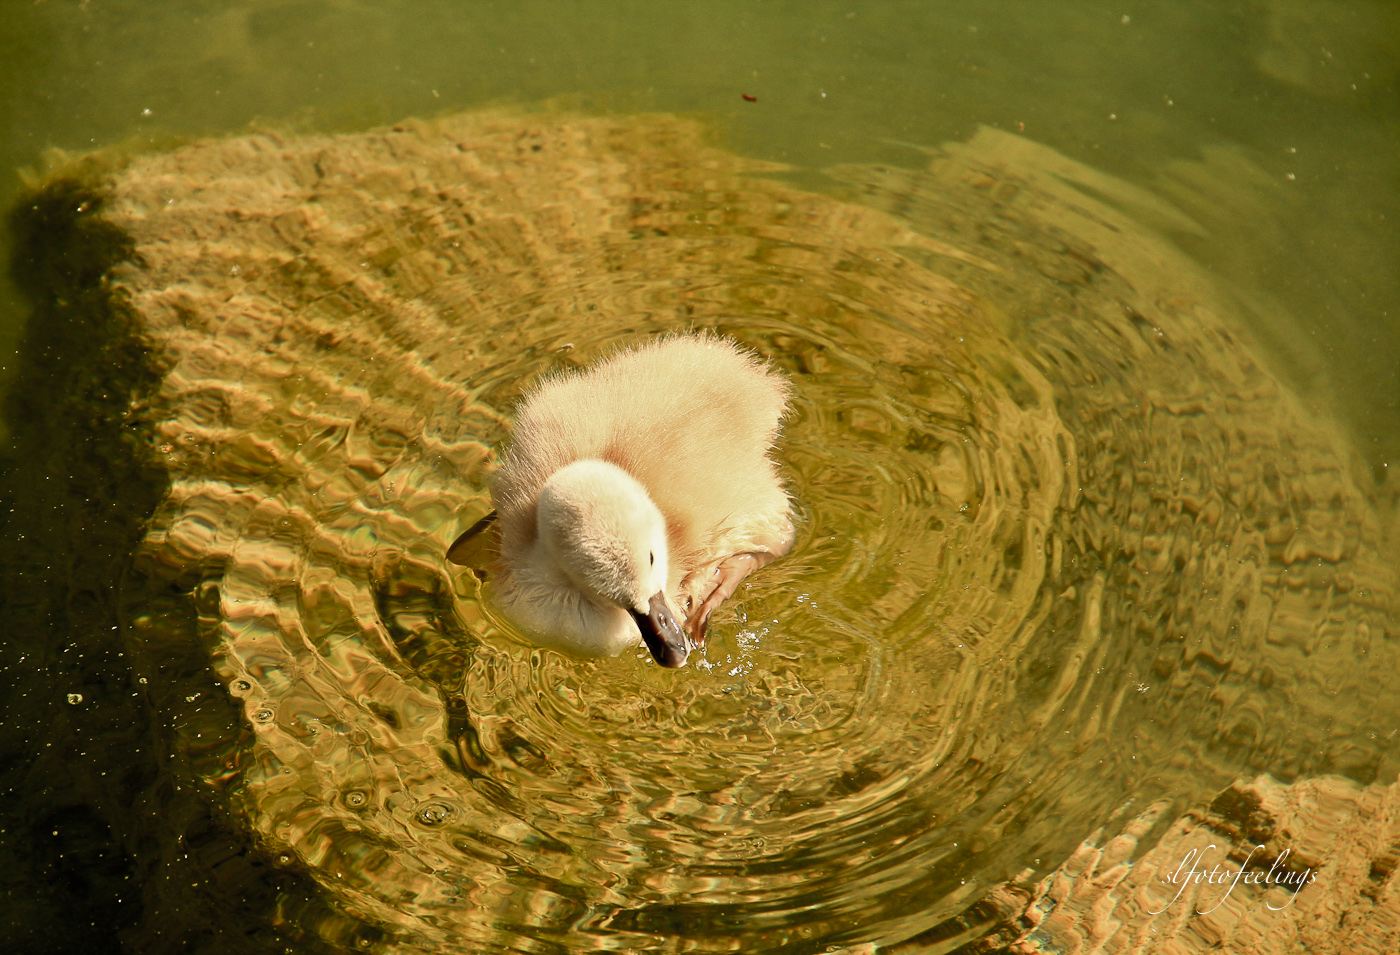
631,591 -> 691,668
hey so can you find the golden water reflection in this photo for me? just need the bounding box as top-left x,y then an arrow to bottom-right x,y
88,112 -> 1400,951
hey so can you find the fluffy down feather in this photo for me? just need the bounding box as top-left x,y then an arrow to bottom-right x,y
483,334 -> 793,666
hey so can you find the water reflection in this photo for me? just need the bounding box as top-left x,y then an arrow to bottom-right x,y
30,111 -> 1400,950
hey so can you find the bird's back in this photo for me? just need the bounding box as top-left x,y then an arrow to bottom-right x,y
494,335 -> 792,583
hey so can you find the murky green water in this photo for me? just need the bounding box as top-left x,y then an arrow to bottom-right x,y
1,3 -> 1398,954
2,1 -> 1397,463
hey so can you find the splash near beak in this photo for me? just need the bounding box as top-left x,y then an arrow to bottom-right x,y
631,592 -> 691,668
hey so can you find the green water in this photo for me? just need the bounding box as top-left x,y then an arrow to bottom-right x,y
2,0 -> 1397,464
1,3 -> 1398,954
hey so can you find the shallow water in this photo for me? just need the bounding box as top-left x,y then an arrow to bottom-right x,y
2,1 -> 1397,464
1,3 -> 1398,954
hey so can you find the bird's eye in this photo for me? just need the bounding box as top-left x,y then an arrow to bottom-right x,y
649,551 -> 654,567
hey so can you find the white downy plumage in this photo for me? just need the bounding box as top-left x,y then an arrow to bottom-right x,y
464,334 -> 793,667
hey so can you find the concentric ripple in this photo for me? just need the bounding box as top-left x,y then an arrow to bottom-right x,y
89,113 -> 1399,952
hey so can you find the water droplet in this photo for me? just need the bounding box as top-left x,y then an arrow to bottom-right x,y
233,680 -> 251,693
66,693 -> 83,705
344,790 -> 367,809
415,803 -> 451,827
253,709 -> 274,723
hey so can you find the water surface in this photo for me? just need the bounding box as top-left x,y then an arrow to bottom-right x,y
1,3 -> 1397,954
